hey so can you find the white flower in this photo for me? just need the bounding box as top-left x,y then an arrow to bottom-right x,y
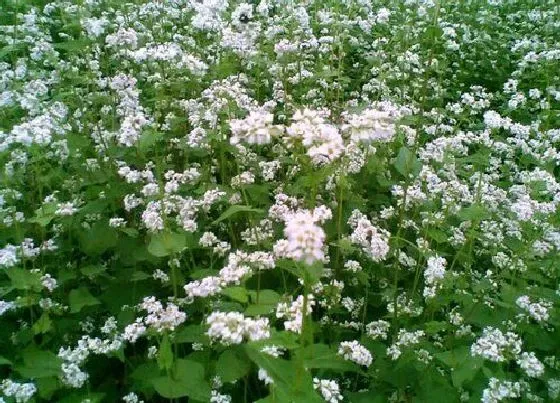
206,312 -> 270,345
471,327 -> 522,362
338,341 -> 372,367
481,378 -> 521,403
277,208 -> 328,265
517,352 -> 544,378
313,378 -> 343,402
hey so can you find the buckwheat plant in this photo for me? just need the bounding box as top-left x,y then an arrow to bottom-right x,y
0,0 -> 559,401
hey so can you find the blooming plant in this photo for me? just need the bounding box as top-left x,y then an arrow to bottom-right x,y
0,0 -> 559,402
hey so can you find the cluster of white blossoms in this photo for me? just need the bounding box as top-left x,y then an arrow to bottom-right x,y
210,390 -> 232,403
481,378 -> 521,403
338,340 -> 373,367
515,295 -> 551,323
0,238 -> 56,268
0,380 -> 37,403
184,250 -> 275,300
124,297 -> 186,343
59,318 -> 123,388
470,327 -> 522,362
126,43 -> 208,76
342,108 -> 397,144
285,109 -> 345,165
386,329 -> 425,360
313,378 -> 343,403
274,206 -> 331,265
206,311 -> 270,345
229,109 -> 283,145
517,352 -> 545,378
423,255 -> 447,298
276,294 -> 315,334
366,320 -> 391,340
106,73 -> 151,147
348,210 -> 390,262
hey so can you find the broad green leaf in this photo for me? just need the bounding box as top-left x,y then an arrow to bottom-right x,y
157,334 -> 174,371
152,359 -> 211,400
32,313 -> 52,335
148,231 -> 186,257
0,357 -> 12,366
80,265 -> 108,279
213,205 -> 263,224
457,204 -> 491,221
245,344 -> 323,402
298,344 -> 359,372
5,268 -> 42,291
68,287 -> 101,313
16,349 -> 62,379
394,146 -> 421,177
79,222 -> 118,256
216,348 -> 250,383
221,286 -> 249,303
175,324 -> 208,344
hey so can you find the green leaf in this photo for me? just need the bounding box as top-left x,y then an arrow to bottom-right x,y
68,287 -> 101,313
246,290 -> 281,316
435,346 -> 482,388
457,204 -> 491,221
32,313 -> 53,335
299,344 -> 358,372
245,344 -> 323,402
28,203 -> 57,227
221,286 -> 249,304
80,265 -> 108,279
157,334 -> 174,371
216,349 -> 251,383
152,359 -> 211,400
213,205 -> 263,224
394,146 -> 421,178
0,357 -> 12,366
79,222 -> 118,255
175,325 -> 208,344
148,231 -> 186,257
427,228 -> 448,244
16,349 -> 62,379
5,268 -> 42,291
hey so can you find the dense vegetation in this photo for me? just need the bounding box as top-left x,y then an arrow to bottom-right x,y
0,0 -> 559,401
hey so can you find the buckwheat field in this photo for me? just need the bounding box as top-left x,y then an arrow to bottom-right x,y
0,0 -> 559,402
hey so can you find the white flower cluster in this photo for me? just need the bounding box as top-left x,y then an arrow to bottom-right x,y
313,378 -> 343,403
0,300 -> 16,316
276,294 -> 316,334
107,73 -> 151,147
348,210 -> 390,262
470,327 -> 522,362
386,329 -> 425,360
481,378 -> 521,403
229,109 -> 283,145
210,390 -> 232,403
285,109 -> 345,165
184,250 -> 274,300
0,380 -> 36,403
343,108 -> 397,144
338,340 -> 373,367
366,320 -> 391,340
206,311 -> 270,345
517,352 -> 544,378
126,43 -> 207,76
515,295 -> 551,322
274,206 -> 331,265
423,255 -> 447,299
124,297 -> 186,343
122,392 -> 144,403
59,324 -> 123,388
